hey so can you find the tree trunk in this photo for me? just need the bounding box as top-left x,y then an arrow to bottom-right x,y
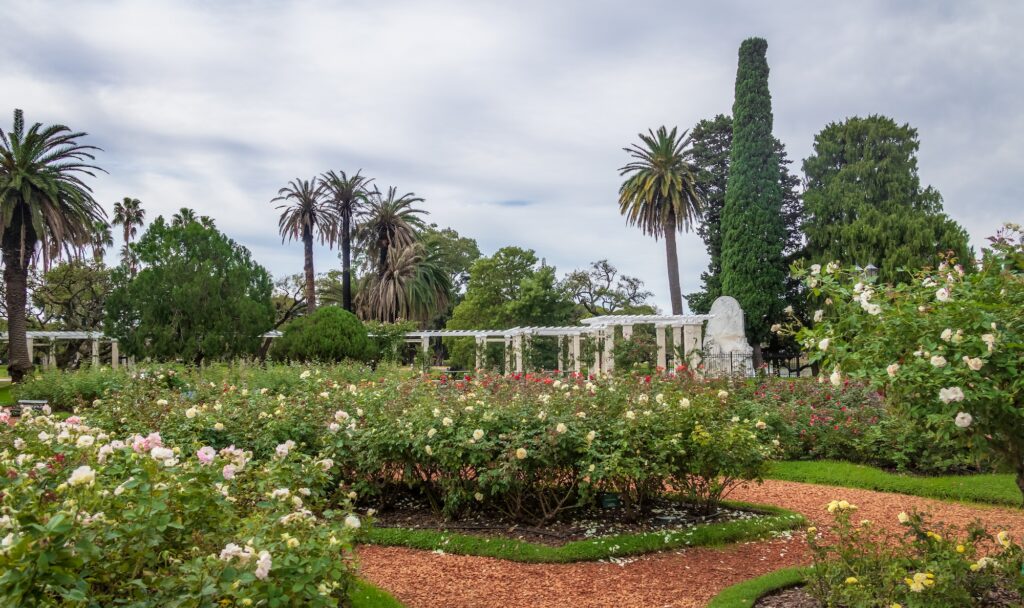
664,224 -> 684,315
341,213 -> 352,312
303,228 -> 317,313
3,227 -> 35,383
752,342 -> 764,370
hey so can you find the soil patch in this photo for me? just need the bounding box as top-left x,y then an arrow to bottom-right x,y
371,493 -> 763,546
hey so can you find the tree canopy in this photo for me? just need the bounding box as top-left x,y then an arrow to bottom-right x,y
802,115 -> 971,282
104,216 -> 274,364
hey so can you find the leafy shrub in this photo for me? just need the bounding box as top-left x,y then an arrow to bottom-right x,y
806,500 -> 1023,606
364,320 -> 417,364
272,306 -> 372,363
13,366 -> 130,410
0,408 -> 361,607
612,327 -> 658,374
790,224 -> 1024,490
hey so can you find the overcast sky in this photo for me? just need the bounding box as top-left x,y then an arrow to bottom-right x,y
3,0 -> 1021,312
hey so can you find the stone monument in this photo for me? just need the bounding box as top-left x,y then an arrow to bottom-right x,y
702,296 -> 754,376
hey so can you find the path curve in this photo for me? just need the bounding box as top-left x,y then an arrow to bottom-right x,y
358,480 -> 1024,608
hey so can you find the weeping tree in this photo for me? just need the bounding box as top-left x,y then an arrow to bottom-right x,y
273,177 -> 336,313
0,109 -> 106,381
321,169 -> 373,312
618,126 -> 703,314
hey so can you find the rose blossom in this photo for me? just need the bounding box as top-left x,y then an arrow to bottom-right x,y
939,387 -> 965,404
954,412 -> 973,428
197,446 -> 217,465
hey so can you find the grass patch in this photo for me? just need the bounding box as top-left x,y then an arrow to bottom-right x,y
350,579 -> 404,608
363,501 -> 805,563
768,460 -> 1023,507
0,383 -> 13,406
707,566 -> 810,608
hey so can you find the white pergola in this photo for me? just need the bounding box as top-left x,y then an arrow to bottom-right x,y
405,313 -> 712,374
0,316 -> 713,375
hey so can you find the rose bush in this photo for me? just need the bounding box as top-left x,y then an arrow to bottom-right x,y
806,500 -> 1023,606
788,224 -> 1024,497
0,406 -> 362,607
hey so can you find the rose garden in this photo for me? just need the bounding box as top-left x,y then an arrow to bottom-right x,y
2,26 -> 1023,608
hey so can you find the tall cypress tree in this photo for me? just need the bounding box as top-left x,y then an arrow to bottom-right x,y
685,114 -> 802,315
720,37 -> 788,365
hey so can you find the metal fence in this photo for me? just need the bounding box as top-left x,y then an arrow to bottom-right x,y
701,352 -> 815,378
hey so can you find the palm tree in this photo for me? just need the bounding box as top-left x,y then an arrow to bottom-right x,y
356,241 -> 452,323
320,169 -> 373,312
619,126 -> 703,315
90,220 -> 113,262
273,177 -> 335,312
0,109 -> 105,381
112,196 -> 144,275
171,207 -> 197,226
359,186 -> 427,277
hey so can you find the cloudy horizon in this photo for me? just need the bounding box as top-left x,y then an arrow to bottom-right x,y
3,0 -> 1021,312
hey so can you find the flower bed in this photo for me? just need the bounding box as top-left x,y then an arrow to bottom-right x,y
0,406 -> 363,607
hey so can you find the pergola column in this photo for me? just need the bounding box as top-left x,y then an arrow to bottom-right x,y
622,325 -> 633,340
47,342 -> 57,368
92,339 -> 100,367
683,323 -> 701,366
26,337 -> 33,365
111,340 -> 119,369
571,334 -> 582,374
602,327 -> 614,374
592,333 -> 601,375
671,325 -> 683,366
504,337 -> 512,373
474,336 -> 485,370
420,336 -> 430,368
513,335 -> 524,374
556,335 -> 564,372
656,325 -> 667,370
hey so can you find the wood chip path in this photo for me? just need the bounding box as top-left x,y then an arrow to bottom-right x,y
358,480 -> 1024,608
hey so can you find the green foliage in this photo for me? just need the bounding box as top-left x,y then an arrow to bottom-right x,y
801,115 -> 970,282
31,260 -> 113,330
364,320 -> 417,363
445,247 -> 574,370
612,327 -> 657,373
685,114 -> 803,319
14,366 -> 128,410
791,224 -> 1024,496
561,259 -> 654,317
272,306 -> 372,363
720,38 -> 788,346
768,461 -> 1022,507
419,224 -> 481,297
104,216 -> 274,364
806,504 -> 1023,607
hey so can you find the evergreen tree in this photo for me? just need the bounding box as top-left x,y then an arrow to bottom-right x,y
802,115 -> 970,281
685,114 -> 802,314
720,37 -> 788,364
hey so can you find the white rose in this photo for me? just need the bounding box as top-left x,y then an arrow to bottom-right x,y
813,310 -> 824,323
930,355 -> 947,368
954,412 -> 972,428
810,263 -> 821,275
818,338 -> 830,351
68,465 -> 96,486
76,435 -> 95,448
935,287 -> 951,302
472,429 -> 485,441
939,387 -> 965,404
830,370 -> 842,386
555,423 -> 567,434
963,356 -> 983,371
886,363 -> 900,378
940,328 -> 953,342
185,407 -> 198,419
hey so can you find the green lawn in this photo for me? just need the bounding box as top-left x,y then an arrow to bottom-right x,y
707,566 -> 810,608
350,579 -> 404,608
365,502 -> 805,563
768,460 -> 1022,507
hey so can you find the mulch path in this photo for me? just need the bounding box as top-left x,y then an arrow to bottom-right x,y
357,479 -> 1024,608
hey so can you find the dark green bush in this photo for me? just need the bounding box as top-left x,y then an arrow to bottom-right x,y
271,306 -> 372,363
